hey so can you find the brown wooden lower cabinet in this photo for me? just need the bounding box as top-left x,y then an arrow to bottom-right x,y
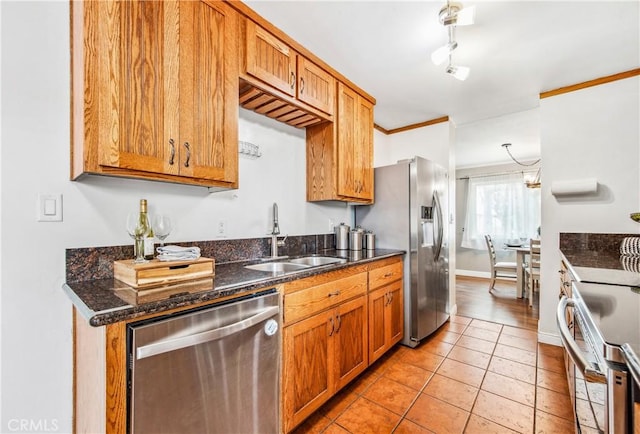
282,256 -> 404,433
368,279 -> 403,364
282,295 -> 368,432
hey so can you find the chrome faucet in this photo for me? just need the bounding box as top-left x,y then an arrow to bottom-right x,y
270,203 -> 287,258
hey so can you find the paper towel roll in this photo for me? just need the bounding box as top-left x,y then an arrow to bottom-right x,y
550,178 -> 598,196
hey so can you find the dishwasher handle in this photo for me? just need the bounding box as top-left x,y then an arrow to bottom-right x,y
556,296 -> 607,384
136,305 -> 280,360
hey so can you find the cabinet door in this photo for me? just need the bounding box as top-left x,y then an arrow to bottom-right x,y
245,20 -> 296,97
283,310 -> 334,433
336,83 -> 374,202
355,96 -> 374,201
387,280 -> 404,346
97,1 -> 176,175
179,1 -> 238,184
368,286 -> 388,363
297,57 -> 335,115
336,84 -> 358,198
369,280 -> 403,364
333,296 -> 368,390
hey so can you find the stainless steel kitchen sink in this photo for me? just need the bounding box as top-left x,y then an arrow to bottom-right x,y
244,256 -> 346,274
245,262 -> 310,273
288,256 -> 347,266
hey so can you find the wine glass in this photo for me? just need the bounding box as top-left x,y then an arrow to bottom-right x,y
153,215 -> 172,247
126,212 -> 149,263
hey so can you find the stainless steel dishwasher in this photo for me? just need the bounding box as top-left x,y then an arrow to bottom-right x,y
127,289 -> 280,434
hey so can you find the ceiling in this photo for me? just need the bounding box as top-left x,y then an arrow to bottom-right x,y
244,0 -> 639,166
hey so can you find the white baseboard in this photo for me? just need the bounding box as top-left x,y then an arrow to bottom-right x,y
537,330 -> 562,346
456,269 -> 491,279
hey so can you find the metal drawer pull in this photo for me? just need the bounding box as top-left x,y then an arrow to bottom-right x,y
384,272 -> 393,278
328,290 -> 341,297
300,77 -> 305,94
335,313 -> 342,333
290,72 -> 295,90
169,139 -> 175,165
183,142 -> 191,167
136,306 -> 279,360
328,317 -> 335,336
556,296 -> 606,384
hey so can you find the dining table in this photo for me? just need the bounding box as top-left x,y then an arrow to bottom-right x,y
504,244 -> 530,298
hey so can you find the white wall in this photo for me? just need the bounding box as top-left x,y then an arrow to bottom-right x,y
0,2 -> 350,431
538,76 -> 640,344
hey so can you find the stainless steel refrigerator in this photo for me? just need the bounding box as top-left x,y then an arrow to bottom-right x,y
355,156 -> 449,347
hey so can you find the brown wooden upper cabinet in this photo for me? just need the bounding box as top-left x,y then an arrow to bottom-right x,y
306,83 -> 374,204
241,19 -> 335,126
71,1 -> 239,189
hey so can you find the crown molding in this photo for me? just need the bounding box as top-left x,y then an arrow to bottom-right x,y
540,68 -> 640,99
374,116 -> 450,135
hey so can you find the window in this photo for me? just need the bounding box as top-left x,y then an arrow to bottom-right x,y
461,172 -> 541,250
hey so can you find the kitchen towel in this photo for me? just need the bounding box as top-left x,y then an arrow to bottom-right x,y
620,237 -> 640,256
156,245 -> 201,261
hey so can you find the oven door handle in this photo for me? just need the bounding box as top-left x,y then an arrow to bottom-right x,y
557,296 -> 607,384
621,343 -> 640,387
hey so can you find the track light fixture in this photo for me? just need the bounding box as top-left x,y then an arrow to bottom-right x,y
432,1 -> 473,81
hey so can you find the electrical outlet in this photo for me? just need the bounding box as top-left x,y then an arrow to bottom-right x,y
217,219 -> 227,236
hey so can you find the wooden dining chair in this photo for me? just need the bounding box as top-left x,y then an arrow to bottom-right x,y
484,235 -> 517,292
525,238 -> 541,307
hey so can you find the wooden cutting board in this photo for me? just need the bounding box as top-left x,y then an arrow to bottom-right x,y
114,277 -> 215,305
113,257 -> 215,289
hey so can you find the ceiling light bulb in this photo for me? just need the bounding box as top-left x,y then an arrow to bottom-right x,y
439,2 -> 475,26
446,64 -> 470,81
455,5 -> 476,26
431,41 -> 458,65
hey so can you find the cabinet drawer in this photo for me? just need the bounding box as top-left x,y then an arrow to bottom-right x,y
369,260 -> 403,290
284,273 -> 367,325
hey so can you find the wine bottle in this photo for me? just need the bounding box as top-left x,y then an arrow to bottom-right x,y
138,199 -> 154,260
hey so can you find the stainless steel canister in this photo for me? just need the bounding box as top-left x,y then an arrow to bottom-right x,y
350,227 -> 364,250
335,223 -> 350,250
365,232 -> 375,250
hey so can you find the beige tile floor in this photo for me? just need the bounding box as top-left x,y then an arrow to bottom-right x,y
292,315 -> 573,434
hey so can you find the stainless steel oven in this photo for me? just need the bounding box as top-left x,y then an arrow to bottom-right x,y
558,281 -> 634,433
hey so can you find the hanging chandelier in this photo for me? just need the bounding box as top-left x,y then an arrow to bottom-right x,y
501,143 -> 541,189
431,1 -> 475,81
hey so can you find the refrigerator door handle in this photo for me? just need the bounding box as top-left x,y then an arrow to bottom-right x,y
433,191 -> 444,260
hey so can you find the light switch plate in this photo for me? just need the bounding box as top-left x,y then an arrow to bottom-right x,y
37,193 -> 63,222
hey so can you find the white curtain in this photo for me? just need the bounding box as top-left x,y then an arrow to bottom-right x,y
461,172 -> 541,250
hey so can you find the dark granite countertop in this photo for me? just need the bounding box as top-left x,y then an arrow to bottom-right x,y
560,232 -> 640,287
64,249 -> 404,327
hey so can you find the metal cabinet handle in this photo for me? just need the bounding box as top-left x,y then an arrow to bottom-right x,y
556,296 -> 607,384
300,77 -> 305,94
183,142 -> 191,167
328,316 -> 335,336
563,281 -> 571,287
335,313 -> 342,333
328,290 -> 341,297
384,272 -> 393,278
136,306 -> 279,360
290,72 -> 295,90
169,139 -> 175,165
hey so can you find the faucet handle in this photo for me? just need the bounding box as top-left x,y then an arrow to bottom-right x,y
277,234 -> 288,247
